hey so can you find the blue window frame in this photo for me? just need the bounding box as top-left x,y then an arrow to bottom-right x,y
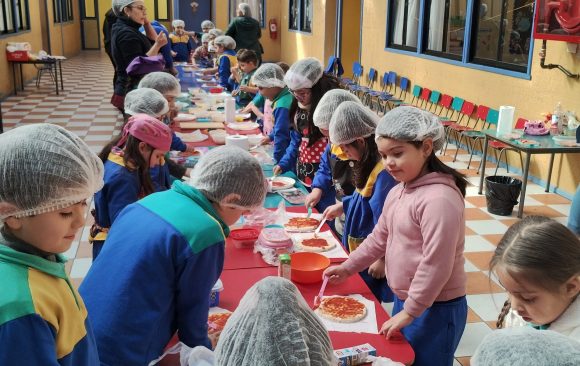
289,0 -> 312,33
386,0 -> 536,77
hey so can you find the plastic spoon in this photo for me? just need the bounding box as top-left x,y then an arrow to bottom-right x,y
306,206 -> 312,218
313,217 -> 325,238
313,275 -> 329,310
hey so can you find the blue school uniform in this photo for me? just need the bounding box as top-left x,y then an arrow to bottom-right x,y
0,243 -> 100,366
79,181 -> 228,366
342,162 -> 396,302
90,152 -> 141,259
254,89 -> 294,165
169,33 -> 194,62
140,21 -> 173,70
217,50 -> 237,91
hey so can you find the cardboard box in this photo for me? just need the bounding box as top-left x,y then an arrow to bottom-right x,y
334,343 -> 377,366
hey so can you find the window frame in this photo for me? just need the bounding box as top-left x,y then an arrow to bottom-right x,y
387,0 -> 420,52
0,0 -> 30,35
421,0 -> 464,61
53,0 -> 73,24
229,0 -> 265,28
289,0 -> 313,34
385,0 -> 536,79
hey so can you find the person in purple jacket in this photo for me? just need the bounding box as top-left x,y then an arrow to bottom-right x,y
325,106 -> 468,366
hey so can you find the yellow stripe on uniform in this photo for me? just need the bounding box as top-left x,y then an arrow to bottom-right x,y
357,161 -> 384,198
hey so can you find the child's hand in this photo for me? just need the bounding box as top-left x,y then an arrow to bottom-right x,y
322,202 -> 344,221
239,85 -> 251,92
260,136 -> 271,145
231,89 -> 239,96
272,165 -> 283,176
171,50 -> 177,57
380,310 -> 414,339
185,145 -> 197,153
305,188 -> 323,208
323,265 -> 351,284
368,258 -> 386,279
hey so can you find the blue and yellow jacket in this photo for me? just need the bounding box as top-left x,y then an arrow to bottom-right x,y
90,152 -> 141,243
217,50 -> 237,91
254,88 -> 295,167
311,144 -> 356,211
0,244 -> 100,365
169,33 -> 194,62
79,181 -> 228,365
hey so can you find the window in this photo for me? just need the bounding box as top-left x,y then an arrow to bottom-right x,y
53,0 -> 73,23
424,0 -> 466,59
385,0 -> 535,75
471,0 -> 534,72
0,0 -> 30,34
289,0 -> 312,33
230,0 -> 264,27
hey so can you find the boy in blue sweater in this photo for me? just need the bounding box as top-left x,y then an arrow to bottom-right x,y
204,35 -> 237,91
0,124 -> 104,365
79,146 -> 267,366
169,19 -> 194,62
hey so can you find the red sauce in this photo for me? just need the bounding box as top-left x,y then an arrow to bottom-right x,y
272,181 -> 286,187
287,217 -> 320,227
302,238 -> 328,247
322,297 -> 365,318
208,313 -> 231,334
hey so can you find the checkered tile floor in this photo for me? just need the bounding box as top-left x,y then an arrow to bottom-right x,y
0,51 -> 573,366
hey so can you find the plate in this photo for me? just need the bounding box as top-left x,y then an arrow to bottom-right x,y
270,177 -> 295,191
236,112 -> 251,120
176,131 -> 208,143
174,113 -> 197,122
552,135 -> 579,147
227,122 -> 260,131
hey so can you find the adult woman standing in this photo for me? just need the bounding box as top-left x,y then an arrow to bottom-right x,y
110,0 -> 168,112
225,3 -> 263,63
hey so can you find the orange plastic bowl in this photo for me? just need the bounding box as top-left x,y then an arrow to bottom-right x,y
290,252 -> 330,284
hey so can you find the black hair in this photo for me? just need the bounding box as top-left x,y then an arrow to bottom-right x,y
289,73 -> 341,147
348,135 -> 381,190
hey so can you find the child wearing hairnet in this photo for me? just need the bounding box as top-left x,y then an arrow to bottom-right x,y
251,63 -> 294,165
89,114 -> 172,259
192,33 -> 213,68
305,89 -> 360,215
322,102 -> 396,303
471,327 -> 580,366
325,106 -> 468,366
204,35 -> 237,91
273,58 -> 341,186
0,124 -> 104,365
80,146 -> 268,366
169,19 -> 195,62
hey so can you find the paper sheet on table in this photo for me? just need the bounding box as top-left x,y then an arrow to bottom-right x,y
315,294 -> 378,334
290,231 -> 348,259
209,306 -> 232,315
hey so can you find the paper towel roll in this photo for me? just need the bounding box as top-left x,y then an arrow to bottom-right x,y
225,97 -> 236,124
497,106 -> 515,135
225,134 -> 250,150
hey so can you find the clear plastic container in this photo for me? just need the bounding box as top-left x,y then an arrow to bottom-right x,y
209,279 -> 224,307
254,227 -> 294,265
230,228 -> 259,248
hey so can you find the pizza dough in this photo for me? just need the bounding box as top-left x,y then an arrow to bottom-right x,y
296,237 -> 336,252
208,312 -> 232,345
315,296 -> 367,323
284,217 -> 320,232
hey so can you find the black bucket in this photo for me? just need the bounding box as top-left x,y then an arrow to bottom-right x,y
485,176 -> 522,216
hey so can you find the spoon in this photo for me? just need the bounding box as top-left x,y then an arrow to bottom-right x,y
313,276 -> 329,310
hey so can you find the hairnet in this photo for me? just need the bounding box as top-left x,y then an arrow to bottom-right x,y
201,33 -> 210,43
214,35 -> 236,50
313,89 -> 362,130
208,29 -> 223,38
124,88 -> 169,117
471,327 -> 580,366
329,101 -> 378,145
201,20 -> 215,30
189,146 -> 266,209
238,3 -> 252,17
117,114 -> 172,152
215,277 -> 337,366
284,58 -> 324,90
251,63 -> 286,88
112,0 -> 138,16
138,72 -> 181,97
0,124 -> 104,219
172,19 -> 185,28
376,106 -> 445,151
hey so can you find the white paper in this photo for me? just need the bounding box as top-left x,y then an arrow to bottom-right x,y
315,294 -> 379,334
209,306 -> 232,314
176,130 -> 208,142
290,231 -> 349,259
225,97 -> 236,123
497,106 -> 515,135
285,211 -> 323,221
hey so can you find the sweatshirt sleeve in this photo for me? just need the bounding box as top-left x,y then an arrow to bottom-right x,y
171,131 -> 188,152
311,144 -> 333,190
403,193 -> 464,318
106,173 -> 141,224
176,243 -> 225,349
0,314 -> 60,366
342,193 -> 392,274
271,107 -> 291,164
218,56 -> 232,90
277,128 -> 301,173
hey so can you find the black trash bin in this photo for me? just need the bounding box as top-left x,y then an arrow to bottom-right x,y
485,176 -> 522,216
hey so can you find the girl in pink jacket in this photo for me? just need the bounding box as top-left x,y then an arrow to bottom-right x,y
325,106 -> 468,366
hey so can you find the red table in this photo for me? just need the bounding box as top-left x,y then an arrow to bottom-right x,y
218,267 -> 415,365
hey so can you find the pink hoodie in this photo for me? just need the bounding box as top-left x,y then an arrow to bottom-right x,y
343,172 -> 466,318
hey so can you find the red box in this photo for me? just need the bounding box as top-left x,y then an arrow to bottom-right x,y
6,50 -> 28,62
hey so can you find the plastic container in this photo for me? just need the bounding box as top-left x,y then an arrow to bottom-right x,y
485,176 -> 522,216
209,279 -> 224,307
230,228 -> 259,248
290,252 -> 330,284
254,227 -> 294,265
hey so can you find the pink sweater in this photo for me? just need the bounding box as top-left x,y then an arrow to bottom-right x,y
343,172 -> 466,318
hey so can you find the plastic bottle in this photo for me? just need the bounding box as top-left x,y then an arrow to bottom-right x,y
278,253 -> 291,280
551,102 -> 563,135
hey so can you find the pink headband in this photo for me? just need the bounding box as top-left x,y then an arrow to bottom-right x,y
117,114 -> 172,151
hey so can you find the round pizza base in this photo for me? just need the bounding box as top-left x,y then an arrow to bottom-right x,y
296,238 -> 336,252
284,225 -> 319,233
315,297 -> 367,323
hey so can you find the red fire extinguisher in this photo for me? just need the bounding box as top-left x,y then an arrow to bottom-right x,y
269,18 -> 278,39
